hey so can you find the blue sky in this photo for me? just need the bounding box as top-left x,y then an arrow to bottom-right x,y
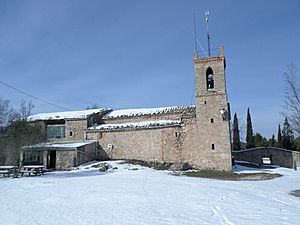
0,0 -> 299,138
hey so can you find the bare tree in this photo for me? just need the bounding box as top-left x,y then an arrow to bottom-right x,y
86,103 -> 100,110
283,63 -> 300,135
0,98 -> 14,127
0,98 -> 43,166
19,99 -> 34,121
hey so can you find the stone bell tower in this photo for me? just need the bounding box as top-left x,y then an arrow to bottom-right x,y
194,46 -> 232,171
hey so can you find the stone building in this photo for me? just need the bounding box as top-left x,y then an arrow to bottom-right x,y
22,109 -> 110,170
21,141 -> 97,170
25,47 -> 232,171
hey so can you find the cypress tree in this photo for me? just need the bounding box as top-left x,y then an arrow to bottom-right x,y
282,117 -> 294,150
246,108 -> 255,148
269,134 -> 275,147
277,124 -> 283,148
232,113 -> 241,150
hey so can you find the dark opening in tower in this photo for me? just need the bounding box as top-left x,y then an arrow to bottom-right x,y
206,67 -> 214,90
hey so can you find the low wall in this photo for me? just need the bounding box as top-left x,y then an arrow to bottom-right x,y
76,142 -> 97,166
233,147 -> 300,168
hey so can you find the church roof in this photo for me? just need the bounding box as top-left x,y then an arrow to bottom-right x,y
103,105 -> 195,119
27,105 -> 195,122
27,108 -> 111,122
88,120 -> 182,131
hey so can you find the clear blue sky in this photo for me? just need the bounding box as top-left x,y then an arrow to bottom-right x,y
0,0 -> 300,139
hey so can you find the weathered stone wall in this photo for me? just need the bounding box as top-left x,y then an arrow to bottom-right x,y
233,147 -> 300,168
65,120 -> 87,141
86,126 -> 182,163
194,55 -> 232,171
76,142 -> 97,166
85,91 -> 232,171
86,120 -> 232,170
56,151 -> 76,170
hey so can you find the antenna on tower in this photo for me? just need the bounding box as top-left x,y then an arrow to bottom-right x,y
193,13 -> 198,59
205,11 -> 211,56
193,13 -> 198,52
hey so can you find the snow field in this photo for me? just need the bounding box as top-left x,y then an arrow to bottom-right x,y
0,162 -> 299,225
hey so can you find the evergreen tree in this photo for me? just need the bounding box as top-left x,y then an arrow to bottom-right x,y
277,124 -> 283,148
282,117 -> 294,150
232,113 -> 241,150
253,132 -> 269,147
246,108 -> 255,148
269,134 -> 276,147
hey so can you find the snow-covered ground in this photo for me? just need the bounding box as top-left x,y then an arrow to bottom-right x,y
0,162 -> 299,225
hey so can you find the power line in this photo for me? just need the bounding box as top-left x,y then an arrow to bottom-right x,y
0,80 -> 71,111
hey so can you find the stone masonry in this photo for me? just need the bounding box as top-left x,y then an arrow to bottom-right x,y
85,47 -> 232,171
28,47 -> 233,171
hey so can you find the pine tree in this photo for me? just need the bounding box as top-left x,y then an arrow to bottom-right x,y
277,124 -> 283,148
232,113 -> 241,150
282,117 -> 294,150
246,108 -> 255,148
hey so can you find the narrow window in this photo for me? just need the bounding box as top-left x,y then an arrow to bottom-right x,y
212,144 -> 215,150
206,67 -> 214,90
204,101 -> 207,104
69,131 -> 73,136
211,118 -> 214,123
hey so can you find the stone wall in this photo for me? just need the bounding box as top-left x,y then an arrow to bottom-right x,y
65,120 -> 87,141
86,126 -> 182,163
233,147 -> 300,168
193,55 -> 232,171
76,142 -> 97,166
86,120 -> 232,170
56,150 -> 76,170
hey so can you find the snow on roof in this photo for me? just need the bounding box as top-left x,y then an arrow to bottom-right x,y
104,105 -> 195,119
22,141 -> 96,151
89,120 -> 182,131
28,108 -> 111,122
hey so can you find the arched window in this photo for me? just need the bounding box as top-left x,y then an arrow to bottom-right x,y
206,67 -> 214,90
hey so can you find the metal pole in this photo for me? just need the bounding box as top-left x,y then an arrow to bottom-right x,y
205,11 -> 211,56
193,13 -> 197,52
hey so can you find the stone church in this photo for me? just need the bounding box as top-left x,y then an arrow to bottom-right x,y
23,46 -> 232,171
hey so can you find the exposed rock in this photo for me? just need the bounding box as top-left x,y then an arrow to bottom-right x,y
170,162 -> 193,171
99,163 -> 109,172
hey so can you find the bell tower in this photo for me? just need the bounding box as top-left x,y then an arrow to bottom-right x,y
194,46 -> 232,171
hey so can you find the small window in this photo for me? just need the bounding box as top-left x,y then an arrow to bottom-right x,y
175,132 -> 180,138
212,144 -> 215,150
210,118 -> 214,123
69,131 -> 73,136
204,101 -> 207,104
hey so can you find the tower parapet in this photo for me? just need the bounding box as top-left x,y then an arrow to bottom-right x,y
194,46 -> 224,60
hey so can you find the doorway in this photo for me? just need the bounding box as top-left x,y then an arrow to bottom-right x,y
47,151 -> 56,170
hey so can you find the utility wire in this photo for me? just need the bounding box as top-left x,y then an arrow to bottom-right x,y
0,80 -> 71,111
